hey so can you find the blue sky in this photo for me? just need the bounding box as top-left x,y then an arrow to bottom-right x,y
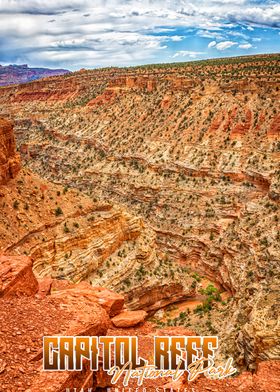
0,0 -> 279,70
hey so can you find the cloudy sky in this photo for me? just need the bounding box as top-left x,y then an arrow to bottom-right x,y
0,0 -> 279,70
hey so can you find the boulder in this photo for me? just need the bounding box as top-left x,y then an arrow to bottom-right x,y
51,278 -> 76,291
111,310 -> 147,328
51,282 -> 124,317
87,285 -> 124,316
0,255 -> 38,297
37,277 -> 53,298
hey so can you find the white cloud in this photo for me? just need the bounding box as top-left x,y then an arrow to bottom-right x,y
197,30 -> 224,40
239,43 -> 252,49
0,1 -> 278,68
208,40 -> 217,48
227,30 -> 249,39
172,50 -> 205,59
226,4 -> 280,28
215,41 -> 237,50
170,35 -> 185,42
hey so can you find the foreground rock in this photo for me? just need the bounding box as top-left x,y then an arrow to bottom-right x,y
51,282 -> 124,317
0,255 -> 38,297
1,295 -> 109,392
0,254 -> 110,392
111,310 -> 147,327
37,277 -> 53,298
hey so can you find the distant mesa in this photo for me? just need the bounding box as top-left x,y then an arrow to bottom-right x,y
0,64 -> 70,87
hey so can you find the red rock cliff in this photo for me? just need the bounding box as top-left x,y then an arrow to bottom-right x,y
0,118 -> 21,184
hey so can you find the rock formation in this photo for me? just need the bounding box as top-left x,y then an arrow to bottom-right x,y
0,55 -> 279,389
0,255 -> 38,297
0,118 -> 20,184
0,255 -> 111,391
0,117 -> 197,312
111,310 -> 147,327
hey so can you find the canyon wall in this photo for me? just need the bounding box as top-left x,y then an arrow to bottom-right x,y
0,118 -> 197,313
0,118 -> 20,184
0,55 -> 279,369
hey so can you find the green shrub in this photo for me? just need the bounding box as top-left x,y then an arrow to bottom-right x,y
55,207 -> 63,216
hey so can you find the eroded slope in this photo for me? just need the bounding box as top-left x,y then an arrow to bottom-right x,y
0,118 -> 198,313
0,55 -> 279,369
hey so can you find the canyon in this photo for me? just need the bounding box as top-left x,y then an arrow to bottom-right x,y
0,54 -> 279,390
0,118 -> 195,314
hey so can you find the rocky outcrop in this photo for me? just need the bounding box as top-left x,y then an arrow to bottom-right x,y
235,284 -> 280,368
111,310 -> 147,327
51,282 -> 125,317
108,75 -> 156,91
171,76 -> 198,90
0,253 -> 111,392
231,109 -> 252,138
29,206 -> 143,283
126,282 -> 196,312
0,118 -> 20,184
0,255 -> 38,297
87,89 -> 116,106
268,114 -> 280,138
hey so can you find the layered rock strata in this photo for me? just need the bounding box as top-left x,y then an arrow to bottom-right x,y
0,117 -> 197,315
0,118 -> 20,184
0,55 -> 279,370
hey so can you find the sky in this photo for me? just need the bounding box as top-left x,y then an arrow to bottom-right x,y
0,0 -> 279,70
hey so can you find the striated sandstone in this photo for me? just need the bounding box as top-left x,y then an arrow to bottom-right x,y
0,120 -> 198,319
268,114 -> 280,138
126,282 -> 196,312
